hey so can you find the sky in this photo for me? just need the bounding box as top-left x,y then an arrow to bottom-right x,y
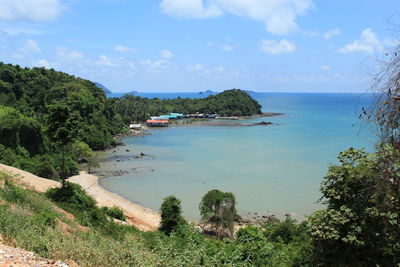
0,0 -> 399,93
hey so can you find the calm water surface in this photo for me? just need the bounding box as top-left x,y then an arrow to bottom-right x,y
98,93 -> 376,221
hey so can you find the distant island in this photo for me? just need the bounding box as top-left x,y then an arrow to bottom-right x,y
94,82 -> 112,94
199,90 -> 217,95
126,90 -> 138,95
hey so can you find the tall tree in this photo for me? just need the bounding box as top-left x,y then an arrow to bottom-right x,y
47,101 -> 78,187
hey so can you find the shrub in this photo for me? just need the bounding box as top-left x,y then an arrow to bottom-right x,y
46,182 -> 107,227
101,206 -> 126,221
159,195 -> 186,235
308,148 -> 400,266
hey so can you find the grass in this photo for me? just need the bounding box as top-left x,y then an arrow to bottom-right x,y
0,170 -> 313,266
0,171 -> 154,266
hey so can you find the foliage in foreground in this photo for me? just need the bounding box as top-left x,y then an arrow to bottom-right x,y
308,148 -> 400,266
0,171 -> 151,266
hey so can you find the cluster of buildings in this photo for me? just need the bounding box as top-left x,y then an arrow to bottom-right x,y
143,112 -> 218,127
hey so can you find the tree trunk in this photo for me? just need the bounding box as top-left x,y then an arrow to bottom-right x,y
61,145 -> 66,188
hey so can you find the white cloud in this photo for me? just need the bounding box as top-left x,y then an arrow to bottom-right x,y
36,59 -> 55,68
37,59 -> 49,67
18,39 -> 41,54
56,47 -> 84,60
96,55 -> 119,67
0,0 -> 64,22
0,27 -> 44,36
160,49 -> 174,59
260,39 -> 296,55
188,63 -> 204,71
160,0 -> 314,35
141,59 -> 170,69
187,63 -> 244,79
114,44 -> 136,53
320,65 -> 330,70
324,28 -> 341,39
160,0 -> 222,18
215,65 -> 226,71
338,28 -> 395,54
220,44 -> 234,51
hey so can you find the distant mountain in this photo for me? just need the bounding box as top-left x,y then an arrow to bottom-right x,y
94,82 -> 112,94
244,90 -> 257,94
199,90 -> 217,95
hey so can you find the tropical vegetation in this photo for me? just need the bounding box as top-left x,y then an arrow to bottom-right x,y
115,88 -> 262,124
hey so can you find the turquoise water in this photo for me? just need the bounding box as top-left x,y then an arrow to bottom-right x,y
98,93 -> 376,221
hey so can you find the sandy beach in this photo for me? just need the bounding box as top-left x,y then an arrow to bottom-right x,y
0,163 -> 160,232
69,172 -> 160,231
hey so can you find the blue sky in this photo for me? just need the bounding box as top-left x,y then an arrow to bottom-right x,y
0,0 -> 399,93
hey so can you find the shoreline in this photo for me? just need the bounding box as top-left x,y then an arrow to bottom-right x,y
109,112 -> 284,139
68,172 -> 160,231
154,112 -> 284,128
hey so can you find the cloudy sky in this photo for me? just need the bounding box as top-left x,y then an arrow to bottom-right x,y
0,0 -> 399,92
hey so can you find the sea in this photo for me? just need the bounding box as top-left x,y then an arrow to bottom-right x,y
97,92 -> 377,221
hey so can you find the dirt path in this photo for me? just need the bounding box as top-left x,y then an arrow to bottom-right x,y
0,235 -> 75,267
0,164 -> 60,193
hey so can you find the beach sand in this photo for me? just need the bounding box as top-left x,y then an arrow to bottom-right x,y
0,163 -> 160,232
69,172 -> 160,231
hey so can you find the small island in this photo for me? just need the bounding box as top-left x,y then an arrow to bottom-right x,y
198,89 -> 217,95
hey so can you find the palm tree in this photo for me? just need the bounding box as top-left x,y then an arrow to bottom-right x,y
199,190 -> 236,239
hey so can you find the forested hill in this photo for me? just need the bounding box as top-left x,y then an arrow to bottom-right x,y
0,62 -> 124,178
115,89 -> 262,123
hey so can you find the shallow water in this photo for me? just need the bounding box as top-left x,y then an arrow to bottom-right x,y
98,93 -> 376,221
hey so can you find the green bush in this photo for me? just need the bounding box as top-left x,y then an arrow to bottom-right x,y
159,195 -> 186,235
46,182 -> 107,227
308,148 -> 400,266
101,206 -> 126,221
